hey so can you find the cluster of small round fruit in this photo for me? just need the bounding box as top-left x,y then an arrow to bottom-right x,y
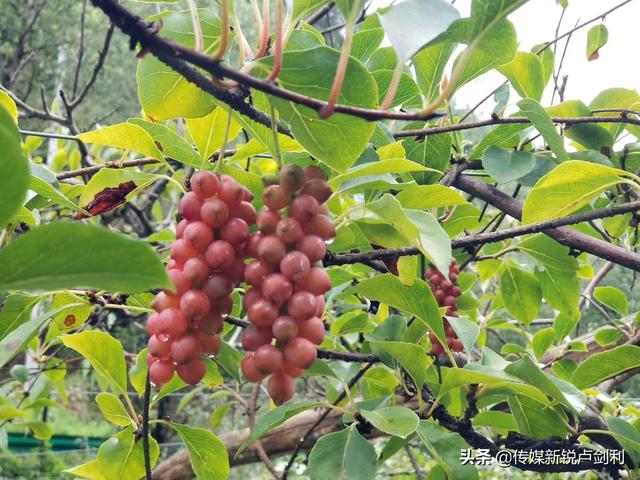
146,172 -> 255,386
240,165 -> 335,405
425,262 -> 464,354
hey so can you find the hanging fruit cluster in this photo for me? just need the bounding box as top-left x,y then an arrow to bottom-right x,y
425,262 -> 464,354
240,165 -> 335,405
146,172 -> 255,386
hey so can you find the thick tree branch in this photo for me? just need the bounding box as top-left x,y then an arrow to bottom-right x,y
89,0 -> 443,123
452,175 -> 640,272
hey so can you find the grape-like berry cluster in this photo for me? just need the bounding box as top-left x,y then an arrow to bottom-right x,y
241,165 -> 335,405
146,172 -> 255,387
425,262 -> 464,354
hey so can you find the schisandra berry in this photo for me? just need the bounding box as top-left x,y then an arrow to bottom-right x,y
241,165 -> 335,405
147,172 -> 252,387
425,261 -> 464,354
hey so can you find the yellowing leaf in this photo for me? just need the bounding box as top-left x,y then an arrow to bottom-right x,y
77,123 -> 164,162
186,107 -> 241,161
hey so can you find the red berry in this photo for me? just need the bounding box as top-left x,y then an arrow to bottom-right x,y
183,256 -> 210,287
156,308 -> 188,337
262,273 -> 293,305
166,269 -> 191,296
295,235 -> 326,263
302,215 -> 335,241
151,291 -> 181,312
276,217 -> 304,244
204,274 -> 233,300
296,267 -> 331,295
283,337 -> 317,369
256,209 -> 281,234
280,251 -> 311,281
257,235 -> 286,267
303,165 -> 327,181
287,291 -> 318,321
199,332 -> 221,354
235,201 -> 257,225
279,164 -> 305,193
190,171 -> 220,199
219,180 -> 245,205
241,354 -> 266,382
290,194 -> 319,222
244,260 -> 272,288
176,357 -> 206,385
254,344 -> 283,374
171,333 -> 202,364
220,218 -> 250,245
272,316 -> 298,342
180,289 -> 210,319
201,198 -> 229,228
262,185 -> 289,211
298,316 -> 325,345
247,298 -> 278,327
267,371 -> 295,405
148,335 -> 172,358
205,240 -> 235,270
170,239 -> 200,264
150,359 -> 175,386
179,192 -> 202,221
183,221 -> 214,252
241,325 -> 273,351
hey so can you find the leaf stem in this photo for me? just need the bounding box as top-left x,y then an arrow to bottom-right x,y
380,62 -> 404,111
267,0 -> 284,81
212,0 -> 230,60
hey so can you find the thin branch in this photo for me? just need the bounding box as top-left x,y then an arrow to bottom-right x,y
537,0 -> 634,54
89,0 -> 444,124
393,115 -> 640,139
453,174 -> 640,273
248,383 -> 280,479
72,0 -> 88,98
69,23 -> 115,108
326,199 -> 640,267
281,363 -> 374,479
142,371 -> 153,480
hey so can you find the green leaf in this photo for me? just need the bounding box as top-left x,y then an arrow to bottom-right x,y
498,51 -> 545,100
416,421 -> 479,480
79,168 -> 158,208
237,402 -> 324,454
62,331 -> 127,395
65,460 -> 106,480
413,43 -> 455,102
396,184 -> 468,209
128,118 -> 201,167
500,263 -> 541,325
0,294 -> 38,341
508,395 -> 568,439
360,407 -> 419,438
535,268 -> 579,317
308,425 -> 377,480
168,423 -> 230,480
23,421 -> 53,440
0,106 -> 29,227
594,327 -> 622,347
593,286 -> 628,315
0,303 -> 76,368
330,159 -> 437,189
365,194 -> 451,273
586,24 -> 608,61
136,9 -> 221,120
522,161 -> 634,224
448,317 -> 480,354
518,234 -> 578,273
259,47 -> 377,172
129,349 -> 148,397
606,417 -> 640,465
437,367 -> 519,402
589,88 -> 640,139
379,0 -> 459,61
369,340 -> 432,392
470,124 -> 527,160
372,70 -> 422,109
351,27 -> 384,63
505,355 -> 584,413
355,274 -> 443,343
77,123 -> 164,162
570,345 -> 640,389
96,426 -> 159,480
481,146 -> 536,183
186,107 -> 241,161
28,175 -> 86,214
517,98 -> 569,162
291,0 -> 332,24
96,393 -> 133,426
0,222 -> 170,293
0,91 -> 18,122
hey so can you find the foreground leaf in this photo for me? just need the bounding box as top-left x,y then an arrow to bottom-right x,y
96,427 -> 159,480
0,222 -> 170,293
360,406 -> 419,438
62,331 -> 127,395
307,425 -> 377,480
0,105 -> 29,227
169,423 -> 230,480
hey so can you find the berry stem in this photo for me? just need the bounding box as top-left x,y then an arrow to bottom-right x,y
212,0 -> 230,60
185,0 -> 204,53
267,0 -> 284,81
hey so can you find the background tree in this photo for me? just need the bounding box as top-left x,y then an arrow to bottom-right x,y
1,0 -> 640,479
